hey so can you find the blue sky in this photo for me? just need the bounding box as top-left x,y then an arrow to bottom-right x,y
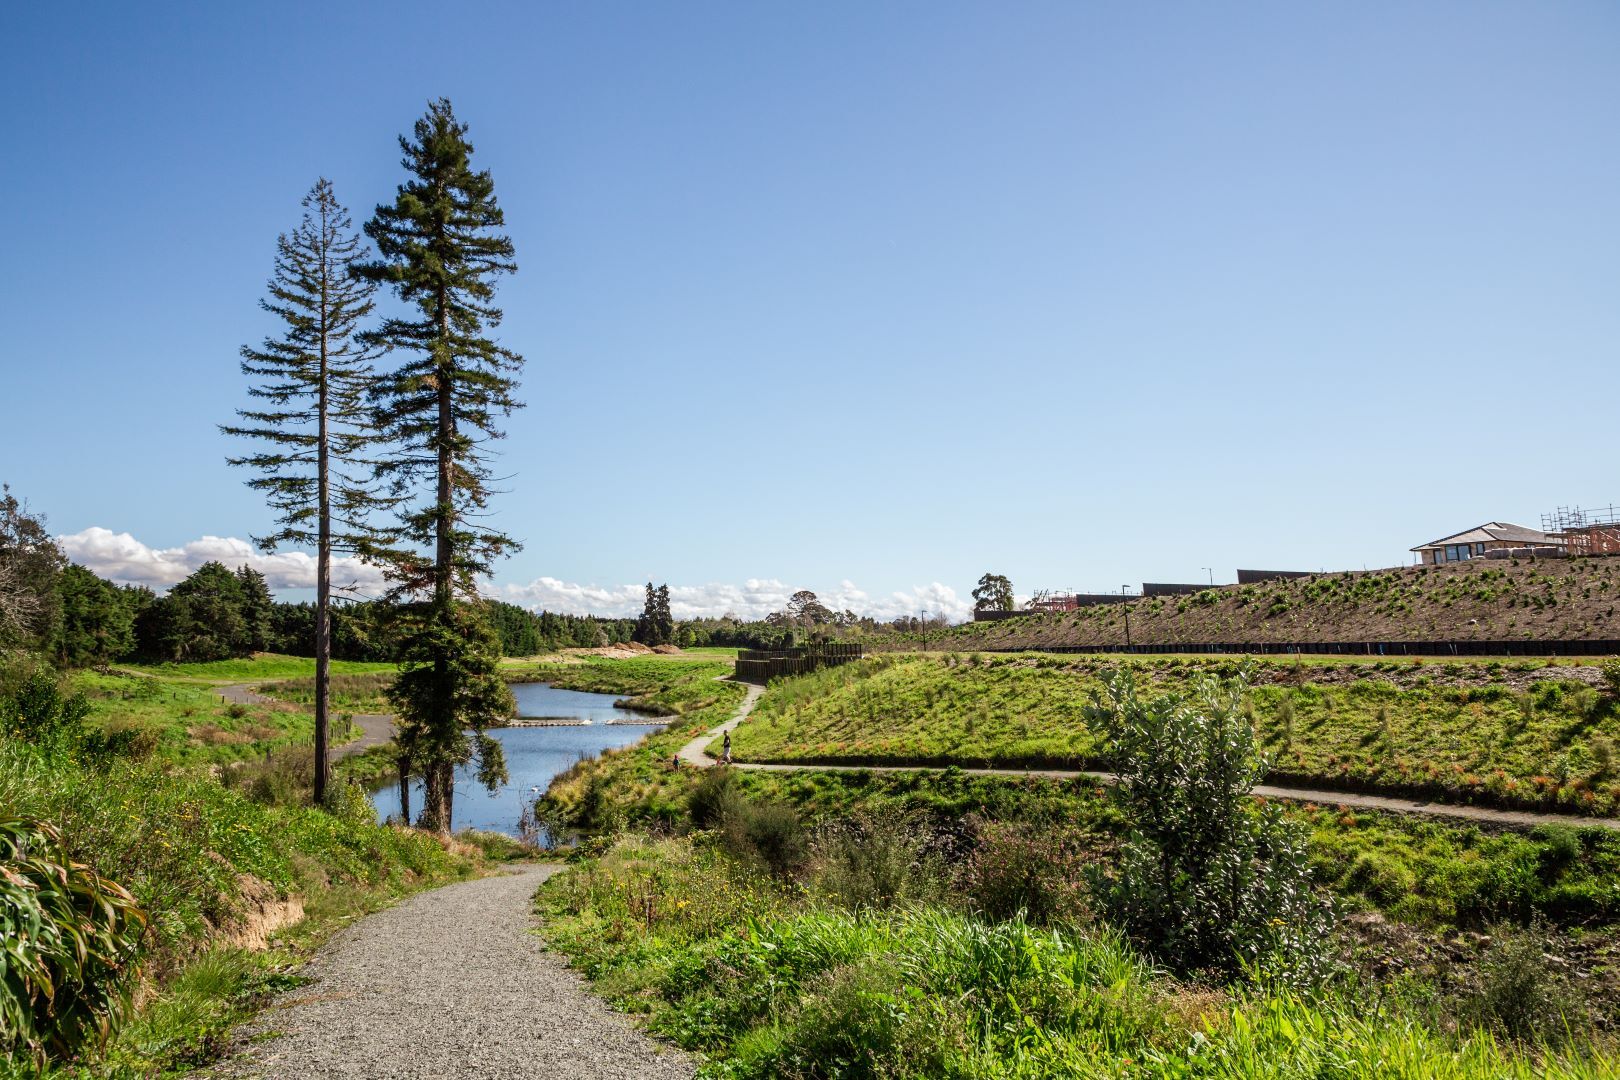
4,3 -> 1619,619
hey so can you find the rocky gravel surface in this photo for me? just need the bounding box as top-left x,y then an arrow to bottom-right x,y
221,864 -> 692,1079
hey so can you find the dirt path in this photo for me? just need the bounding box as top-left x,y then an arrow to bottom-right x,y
220,864 -> 691,1080
218,683 -> 395,761
676,681 -> 1620,833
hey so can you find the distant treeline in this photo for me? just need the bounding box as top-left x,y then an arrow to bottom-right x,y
4,485 -> 932,668
39,557 -> 921,667
34,557 -> 641,666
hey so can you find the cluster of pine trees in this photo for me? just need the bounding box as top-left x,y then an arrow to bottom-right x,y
633,583 -> 675,646
216,98 -> 530,823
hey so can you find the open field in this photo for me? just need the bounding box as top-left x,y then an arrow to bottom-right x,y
118,653 -> 399,683
936,558 -> 1620,649
727,653 -> 1620,815
72,667 -> 320,764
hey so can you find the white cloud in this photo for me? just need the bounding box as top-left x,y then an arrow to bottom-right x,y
499,574 -> 973,623
56,527 -> 388,595
57,526 -> 974,622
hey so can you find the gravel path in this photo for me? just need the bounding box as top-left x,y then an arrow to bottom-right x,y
222,864 -> 692,1079
678,680 -> 1620,833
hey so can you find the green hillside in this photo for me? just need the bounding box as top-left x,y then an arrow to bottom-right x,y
728,653 -> 1620,815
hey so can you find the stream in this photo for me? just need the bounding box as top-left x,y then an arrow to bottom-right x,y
368,682 -> 663,836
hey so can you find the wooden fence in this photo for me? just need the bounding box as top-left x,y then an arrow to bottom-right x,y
735,643 -> 865,684
980,639 -> 1620,658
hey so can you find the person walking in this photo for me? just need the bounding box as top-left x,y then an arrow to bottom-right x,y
722,730 -> 732,764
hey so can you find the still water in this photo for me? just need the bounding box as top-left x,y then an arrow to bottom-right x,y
369,683 -> 661,836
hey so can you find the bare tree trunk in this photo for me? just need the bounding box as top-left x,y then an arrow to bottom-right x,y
397,753 -> 411,824
312,199 -> 333,806
442,761 -> 454,832
421,762 -> 445,831
426,287 -> 456,834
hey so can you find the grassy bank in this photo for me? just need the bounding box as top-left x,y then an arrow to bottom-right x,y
728,654 -> 1620,815
539,832 -> 1618,1078
531,659 -> 1620,1075
0,661 -> 533,1076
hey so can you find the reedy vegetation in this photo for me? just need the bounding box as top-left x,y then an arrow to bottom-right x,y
537,656 -> 1620,1074
541,834 -> 1618,1079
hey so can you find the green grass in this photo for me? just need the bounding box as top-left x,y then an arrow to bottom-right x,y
0,734 -> 485,1076
539,834 -> 1619,1078
70,668 -> 317,765
116,653 -> 397,683
255,671 -> 395,712
729,655 -> 1620,815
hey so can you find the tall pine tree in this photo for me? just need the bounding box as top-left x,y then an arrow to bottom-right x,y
356,99 -> 521,832
222,178 -> 379,805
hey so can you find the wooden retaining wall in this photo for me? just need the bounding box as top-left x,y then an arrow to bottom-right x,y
735,643 -> 865,684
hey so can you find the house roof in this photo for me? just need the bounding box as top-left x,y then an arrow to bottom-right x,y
1411,522 -> 1560,551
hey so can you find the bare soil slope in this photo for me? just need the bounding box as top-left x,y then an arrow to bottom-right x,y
949,558 -> 1620,649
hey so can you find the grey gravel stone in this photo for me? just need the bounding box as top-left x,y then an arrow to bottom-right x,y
221,864 -> 692,1079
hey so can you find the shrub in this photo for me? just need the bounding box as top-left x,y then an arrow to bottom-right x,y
957,819 -> 1091,924
1601,658 -> 1620,701
811,809 -> 944,910
1084,666 -> 1335,987
0,671 -> 88,759
686,767 -> 747,830
725,799 -> 808,879
1344,852 -> 1416,907
0,817 -> 146,1066
80,718 -> 161,763
1459,921 -> 1589,1045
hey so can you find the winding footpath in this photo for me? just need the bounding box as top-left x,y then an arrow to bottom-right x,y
678,680 -> 1620,833
220,864 -> 692,1080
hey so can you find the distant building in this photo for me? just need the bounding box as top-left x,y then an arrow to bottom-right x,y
1410,522 -> 1563,565
1543,505 -> 1620,557
1236,569 -> 1312,585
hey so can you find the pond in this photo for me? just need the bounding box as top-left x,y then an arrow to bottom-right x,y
369,682 -> 663,837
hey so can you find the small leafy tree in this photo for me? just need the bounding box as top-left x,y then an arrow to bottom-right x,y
973,573 -> 1015,613
784,589 -> 833,626
1084,665 -> 1334,986
0,485 -> 65,653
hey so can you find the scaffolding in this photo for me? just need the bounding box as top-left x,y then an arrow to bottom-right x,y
1542,505 -> 1620,557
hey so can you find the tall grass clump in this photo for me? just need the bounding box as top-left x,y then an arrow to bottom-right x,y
1085,665 -> 1335,986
